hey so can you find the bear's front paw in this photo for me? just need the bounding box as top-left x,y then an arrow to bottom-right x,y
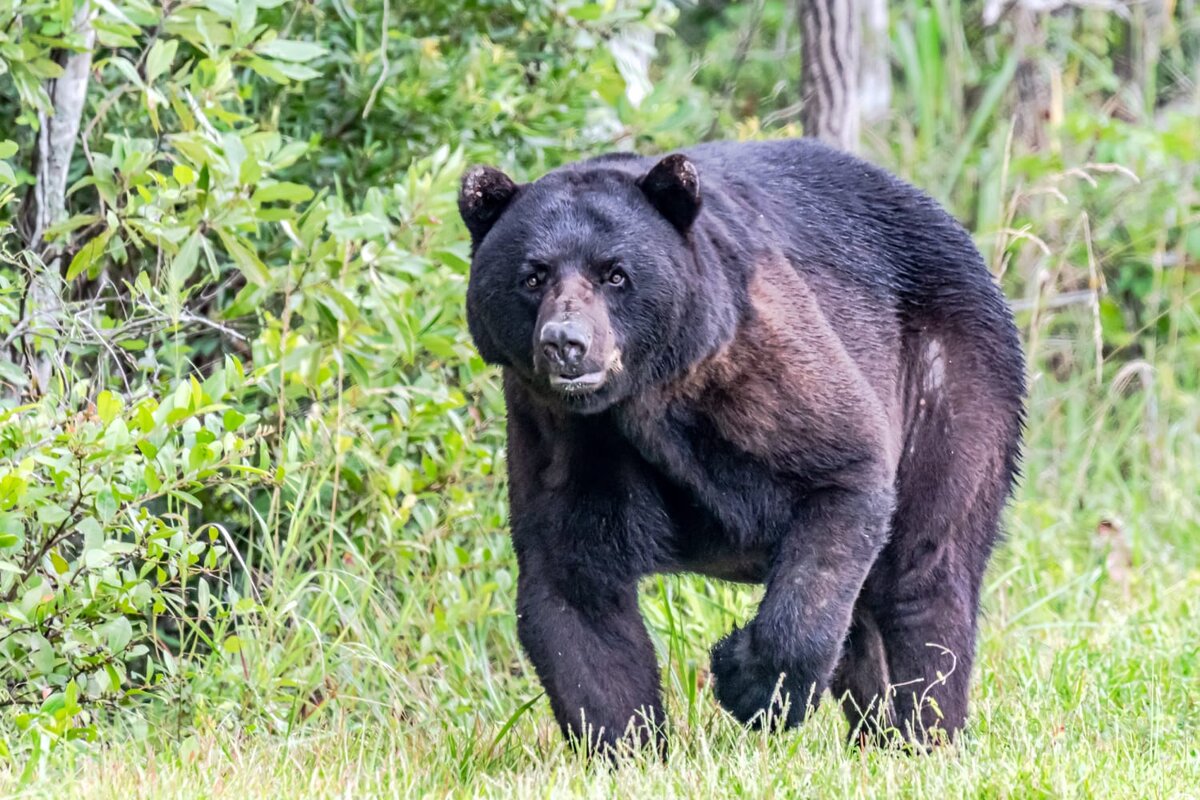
710,626 -> 816,730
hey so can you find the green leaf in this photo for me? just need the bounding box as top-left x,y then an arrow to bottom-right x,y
94,19 -> 140,48
95,489 -> 118,521
66,228 -> 113,281
1098,296 -> 1132,347
188,443 -> 211,473
169,490 -> 202,509
78,517 -> 103,550
0,359 -> 26,385
38,504 -> 69,526
108,56 -> 145,89
234,1 -> 257,33
96,390 -> 123,424
246,57 -> 288,84
101,616 -> 133,653
31,644 -> 56,676
64,678 -> 80,716
27,58 -> 65,80
569,4 -> 604,20
0,140 -> 18,159
145,38 -> 178,82
103,418 -> 130,448
216,230 -> 272,287
143,464 -> 162,492
256,38 -> 327,62
171,232 -> 203,289
85,548 -> 113,569
247,57 -> 320,83
251,181 -> 315,204
197,577 -> 210,618
104,663 -> 122,693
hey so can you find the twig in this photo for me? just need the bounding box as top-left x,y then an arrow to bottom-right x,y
1082,212 -> 1105,387
1008,289 -> 1096,312
361,0 -> 391,118
705,0 -> 766,138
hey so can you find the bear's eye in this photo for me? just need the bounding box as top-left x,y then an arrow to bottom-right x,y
522,263 -> 550,290
606,269 -> 627,287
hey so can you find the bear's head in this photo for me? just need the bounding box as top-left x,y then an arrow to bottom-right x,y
459,154 -> 709,415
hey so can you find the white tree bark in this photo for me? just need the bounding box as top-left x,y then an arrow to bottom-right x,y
858,0 -> 890,123
1012,5 -> 1051,150
20,4 -> 95,396
798,0 -> 861,153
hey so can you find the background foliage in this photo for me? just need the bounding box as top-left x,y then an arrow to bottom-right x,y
0,0 -> 1198,794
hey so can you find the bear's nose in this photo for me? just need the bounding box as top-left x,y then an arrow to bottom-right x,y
539,319 -> 591,375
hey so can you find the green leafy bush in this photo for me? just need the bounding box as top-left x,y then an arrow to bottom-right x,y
0,0 -> 669,771
0,373 -> 259,767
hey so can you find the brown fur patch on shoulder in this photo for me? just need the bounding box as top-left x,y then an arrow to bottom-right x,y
658,256 -> 896,476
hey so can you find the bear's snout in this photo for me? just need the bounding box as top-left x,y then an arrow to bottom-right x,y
539,318 -> 592,376
537,313 -> 609,396
533,276 -> 617,399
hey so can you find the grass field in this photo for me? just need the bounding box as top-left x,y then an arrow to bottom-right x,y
4,302 -> 1199,798
5,0 -> 1200,795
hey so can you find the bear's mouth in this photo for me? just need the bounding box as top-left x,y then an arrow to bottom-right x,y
548,371 -> 607,396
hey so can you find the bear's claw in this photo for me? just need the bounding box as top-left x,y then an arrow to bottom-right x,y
710,626 -> 815,730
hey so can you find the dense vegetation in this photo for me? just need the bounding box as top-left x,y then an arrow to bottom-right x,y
1,1 -> 1198,795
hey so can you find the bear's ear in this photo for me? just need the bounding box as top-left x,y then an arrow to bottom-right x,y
459,165 -> 519,247
637,154 -> 701,232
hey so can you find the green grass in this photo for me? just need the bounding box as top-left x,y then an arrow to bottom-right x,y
4,305 -> 1199,798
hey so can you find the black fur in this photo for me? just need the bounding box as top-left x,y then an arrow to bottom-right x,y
459,165 -> 519,248
460,139 -> 1026,755
636,153 -> 702,232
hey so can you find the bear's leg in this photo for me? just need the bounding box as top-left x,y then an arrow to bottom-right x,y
710,486 -> 893,729
831,604 -> 894,743
868,562 -> 978,746
864,377 -> 1016,746
514,554 -> 664,756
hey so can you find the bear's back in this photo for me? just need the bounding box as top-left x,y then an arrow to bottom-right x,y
681,140 -> 1024,403
570,140 -> 1025,415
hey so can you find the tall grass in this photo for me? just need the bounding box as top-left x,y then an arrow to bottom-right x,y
10,306 -> 1200,796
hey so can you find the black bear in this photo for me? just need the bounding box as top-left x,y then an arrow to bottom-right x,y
458,139 -> 1025,754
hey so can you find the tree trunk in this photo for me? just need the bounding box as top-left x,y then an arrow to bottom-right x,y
1012,6 -> 1051,150
858,0 -> 890,123
17,4 -> 95,397
1130,0 -> 1166,116
798,0 -> 861,152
